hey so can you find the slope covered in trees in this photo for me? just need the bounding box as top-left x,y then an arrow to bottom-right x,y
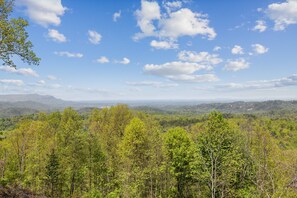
0,105 -> 297,197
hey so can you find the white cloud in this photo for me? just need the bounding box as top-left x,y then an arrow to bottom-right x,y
150,40 -> 178,49
168,74 -> 219,82
0,66 -> 39,77
224,58 -> 250,71
144,61 -> 217,82
159,8 -> 216,40
47,75 -> 57,80
252,44 -> 269,54
218,74 -> 297,90
186,41 -> 192,46
231,45 -> 244,55
51,83 -> 62,88
266,0 -> 297,31
88,30 -> 102,45
126,81 -> 178,88
253,20 -> 267,32
134,1 -> 216,41
17,0 -> 67,27
134,0 -> 161,39
144,61 -> 211,76
164,1 -> 182,12
178,51 -> 222,65
113,10 -> 121,22
213,46 -> 221,51
37,80 -> 46,85
48,29 -> 66,42
117,57 -> 130,65
54,51 -> 83,58
0,79 -> 24,86
96,56 -> 109,64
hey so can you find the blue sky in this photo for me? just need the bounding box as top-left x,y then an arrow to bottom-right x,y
0,0 -> 297,101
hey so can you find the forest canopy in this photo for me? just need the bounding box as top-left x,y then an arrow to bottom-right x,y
1,105 -> 297,197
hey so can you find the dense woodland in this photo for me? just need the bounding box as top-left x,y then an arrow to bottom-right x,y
0,105 -> 297,197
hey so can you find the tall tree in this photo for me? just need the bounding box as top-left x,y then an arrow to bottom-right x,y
89,105 -> 133,195
45,149 -> 61,198
0,0 -> 40,67
57,108 -> 87,197
118,117 -> 150,197
164,127 -> 197,197
197,112 -> 244,198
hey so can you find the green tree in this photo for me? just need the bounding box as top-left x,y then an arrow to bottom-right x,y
118,117 -> 150,197
0,0 -> 40,67
57,108 -> 87,197
86,131 -> 107,197
88,105 -> 133,195
164,127 -> 197,197
197,112 -> 244,198
45,149 -> 61,198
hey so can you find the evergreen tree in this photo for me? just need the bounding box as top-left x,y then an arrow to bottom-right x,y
45,149 -> 60,198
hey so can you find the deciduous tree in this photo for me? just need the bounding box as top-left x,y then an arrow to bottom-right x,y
0,0 -> 40,67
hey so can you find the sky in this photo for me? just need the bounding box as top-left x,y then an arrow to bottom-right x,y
0,0 -> 297,101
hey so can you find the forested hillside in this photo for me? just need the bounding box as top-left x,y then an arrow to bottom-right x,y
1,105 -> 297,197
1,94 -> 297,118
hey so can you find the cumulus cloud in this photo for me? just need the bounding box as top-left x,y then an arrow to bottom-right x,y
266,0 -> 297,31
113,10 -> 121,22
66,86 -> 118,98
134,1 -> 216,41
159,8 -> 216,40
252,44 -> 269,54
17,0 -> 67,27
178,51 -> 223,65
116,57 -> 130,65
163,1 -> 182,13
144,61 -> 218,83
48,29 -> 66,42
218,74 -> 297,90
0,79 -> 24,86
0,66 -> 39,77
231,45 -> 244,55
96,56 -> 109,64
150,40 -> 178,49
213,46 -> 221,51
224,58 -> 250,71
253,20 -> 267,32
126,81 -> 178,88
37,80 -> 46,85
47,75 -> 57,80
134,0 -> 161,39
54,51 -> 83,58
88,30 -> 102,44
144,49 -> 222,83
144,61 -> 211,76
169,74 -> 219,82
50,83 -> 62,89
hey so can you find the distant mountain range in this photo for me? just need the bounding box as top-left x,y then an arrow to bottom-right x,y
141,100 -> 297,115
0,94 -> 297,117
0,94 -> 87,117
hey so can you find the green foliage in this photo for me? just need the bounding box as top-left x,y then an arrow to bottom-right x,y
164,127 -> 197,197
0,0 -> 40,68
45,149 -> 61,198
0,107 -> 297,197
118,117 -> 151,197
197,112 -> 245,197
